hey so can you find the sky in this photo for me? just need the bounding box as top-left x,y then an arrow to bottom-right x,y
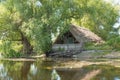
113,0 -> 120,5
105,0 -> 120,5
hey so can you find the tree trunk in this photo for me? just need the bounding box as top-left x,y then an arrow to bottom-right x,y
19,30 -> 33,54
21,62 -> 33,80
45,31 -> 53,57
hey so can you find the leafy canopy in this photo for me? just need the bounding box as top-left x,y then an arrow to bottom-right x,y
0,0 -> 119,55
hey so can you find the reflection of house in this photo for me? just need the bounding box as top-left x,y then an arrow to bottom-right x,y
52,24 -> 104,52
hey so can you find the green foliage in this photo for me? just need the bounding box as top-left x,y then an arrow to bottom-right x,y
2,49 -> 22,58
84,42 -> 112,50
72,0 -> 119,40
0,41 -> 22,58
107,36 -> 120,50
0,0 -> 119,56
0,41 -> 12,54
0,0 -> 73,54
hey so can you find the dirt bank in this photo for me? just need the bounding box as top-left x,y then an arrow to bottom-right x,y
73,50 -> 120,60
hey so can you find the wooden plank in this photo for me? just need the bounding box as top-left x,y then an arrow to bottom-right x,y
52,44 -> 83,51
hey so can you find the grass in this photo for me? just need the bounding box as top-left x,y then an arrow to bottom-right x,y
84,43 -> 113,51
92,51 -> 110,56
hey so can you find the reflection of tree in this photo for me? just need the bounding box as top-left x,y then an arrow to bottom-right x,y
29,60 -> 52,80
20,61 -> 33,80
91,65 -> 120,80
0,61 -> 33,80
0,63 -> 11,80
57,69 -> 77,80
0,60 -> 53,80
81,69 -> 101,80
0,61 -> 22,80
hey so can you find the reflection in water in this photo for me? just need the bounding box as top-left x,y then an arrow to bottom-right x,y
81,69 -> 101,80
55,64 -> 120,80
21,61 -> 33,80
0,60 -> 120,80
114,77 -> 120,80
30,64 -> 37,76
0,64 -> 6,77
0,63 -> 12,80
0,60 -> 52,80
51,69 -> 61,80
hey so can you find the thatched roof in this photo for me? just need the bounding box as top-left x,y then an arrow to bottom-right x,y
70,24 -> 104,43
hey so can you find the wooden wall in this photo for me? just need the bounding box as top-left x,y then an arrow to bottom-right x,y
52,44 -> 83,51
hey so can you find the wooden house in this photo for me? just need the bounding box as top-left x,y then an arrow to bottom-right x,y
52,24 -> 104,52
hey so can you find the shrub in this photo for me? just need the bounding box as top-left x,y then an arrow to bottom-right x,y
2,49 -> 22,58
0,41 -> 22,58
107,37 -> 120,50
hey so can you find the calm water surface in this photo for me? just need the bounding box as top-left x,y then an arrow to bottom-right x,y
0,59 -> 120,80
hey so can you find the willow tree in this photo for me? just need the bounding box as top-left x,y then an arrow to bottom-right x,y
0,0 -> 119,56
72,0 -> 119,40
0,0 -> 77,55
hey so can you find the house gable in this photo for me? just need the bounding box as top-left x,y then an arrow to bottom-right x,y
52,24 -> 104,52
54,31 -> 79,44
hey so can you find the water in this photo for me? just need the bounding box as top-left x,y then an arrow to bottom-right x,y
0,59 -> 120,80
